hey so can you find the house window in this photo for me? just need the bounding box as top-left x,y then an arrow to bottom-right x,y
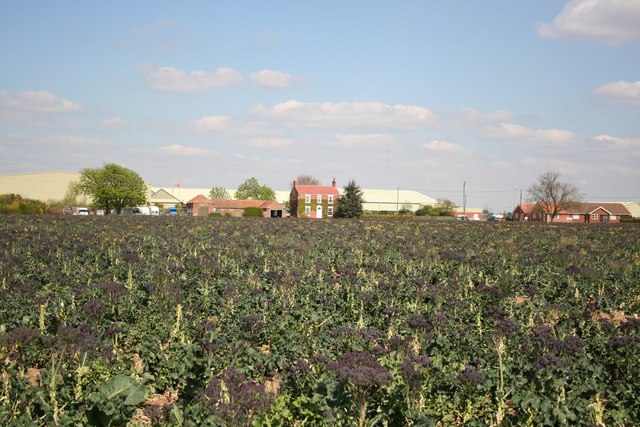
573,214 -> 579,219
305,195 -> 311,204
317,194 -> 322,203
553,214 -> 559,219
305,206 -> 311,216
611,215 -> 617,220
328,195 -> 334,204
328,206 -> 334,217
591,214 -> 599,220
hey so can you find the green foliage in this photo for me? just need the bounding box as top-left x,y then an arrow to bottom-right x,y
79,164 -> 147,214
86,375 -> 146,426
243,206 -> 264,217
234,177 -> 276,200
1,216 -> 639,425
208,186 -> 231,200
415,198 -> 455,217
335,180 -> 364,218
0,193 -> 47,214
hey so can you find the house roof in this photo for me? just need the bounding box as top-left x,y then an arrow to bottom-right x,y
186,195 -> 284,210
293,184 -> 340,196
516,203 -> 537,214
560,202 -> 630,216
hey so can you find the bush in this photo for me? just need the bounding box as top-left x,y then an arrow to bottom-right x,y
243,207 -> 263,217
0,194 -> 47,214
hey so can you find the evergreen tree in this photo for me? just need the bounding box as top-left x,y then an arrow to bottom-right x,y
335,180 -> 364,218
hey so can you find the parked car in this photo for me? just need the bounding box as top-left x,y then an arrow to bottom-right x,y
456,215 -> 469,221
96,210 -> 105,216
73,207 -> 89,216
167,207 -> 178,216
62,206 -> 72,215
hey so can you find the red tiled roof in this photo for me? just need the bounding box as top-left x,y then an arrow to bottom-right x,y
293,184 -> 340,196
562,202 -> 630,216
517,203 -> 537,214
186,195 -> 284,210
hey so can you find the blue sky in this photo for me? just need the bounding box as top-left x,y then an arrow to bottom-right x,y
1,0 -> 639,211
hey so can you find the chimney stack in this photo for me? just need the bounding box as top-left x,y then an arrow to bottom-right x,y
332,178 -> 336,188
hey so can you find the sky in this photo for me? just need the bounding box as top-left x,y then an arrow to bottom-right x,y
1,0 -> 639,212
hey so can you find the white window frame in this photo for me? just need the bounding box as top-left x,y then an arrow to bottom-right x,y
328,206 -> 334,216
611,215 -> 617,220
591,214 -> 599,220
317,194 -> 322,203
305,195 -> 311,204
305,206 -> 311,216
573,214 -> 580,219
328,195 -> 334,204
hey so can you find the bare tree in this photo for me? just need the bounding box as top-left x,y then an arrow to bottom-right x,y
293,175 -> 320,186
527,171 -> 583,222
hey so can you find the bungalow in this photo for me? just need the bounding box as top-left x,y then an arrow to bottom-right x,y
290,179 -> 341,218
186,195 -> 285,218
513,202 -> 630,223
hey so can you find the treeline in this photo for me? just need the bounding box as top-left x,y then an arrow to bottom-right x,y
0,194 -> 48,214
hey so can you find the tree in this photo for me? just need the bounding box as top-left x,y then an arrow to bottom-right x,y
78,164 -> 147,214
234,177 -> 276,201
527,171 -> 583,222
415,198 -> 454,217
209,186 -> 231,200
293,175 -> 320,186
335,180 -> 364,218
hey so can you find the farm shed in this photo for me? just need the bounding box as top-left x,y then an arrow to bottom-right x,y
0,171 -> 86,203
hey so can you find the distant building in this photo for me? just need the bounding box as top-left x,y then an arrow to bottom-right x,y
290,179 -> 340,218
0,171 -> 85,203
513,202 -> 631,223
452,208 -> 484,221
185,194 -> 285,218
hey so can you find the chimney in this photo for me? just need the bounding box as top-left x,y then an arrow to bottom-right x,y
293,179 -> 297,186
332,178 -> 336,188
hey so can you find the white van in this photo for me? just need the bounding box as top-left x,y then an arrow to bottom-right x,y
73,207 -> 89,216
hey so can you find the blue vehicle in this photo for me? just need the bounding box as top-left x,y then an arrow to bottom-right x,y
167,207 -> 178,216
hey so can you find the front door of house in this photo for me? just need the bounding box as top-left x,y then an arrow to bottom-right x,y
316,205 -> 323,219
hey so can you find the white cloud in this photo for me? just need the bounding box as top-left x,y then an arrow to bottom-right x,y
335,134 -> 394,144
144,66 -> 243,93
251,100 -> 437,131
246,138 -> 296,148
424,139 -> 473,155
593,80 -> 640,106
159,144 -> 220,156
490,161 -> 515,170
0,90 -> 82,113
594,134 -> 640,150
188,115 -> 231,132
250,69 -> 296,89
103,117 -> 129,129
481,123 -> 576,144
448,108 -> 512,128
536,0 -> 640,45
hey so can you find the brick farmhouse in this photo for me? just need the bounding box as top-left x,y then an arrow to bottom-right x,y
290,179 -> 340,218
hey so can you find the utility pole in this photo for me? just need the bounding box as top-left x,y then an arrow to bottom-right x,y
463,181 -> 467,214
